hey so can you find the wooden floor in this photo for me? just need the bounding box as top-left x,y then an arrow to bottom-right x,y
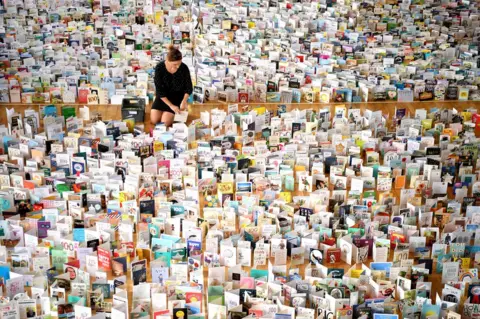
1,100 -> 480,131
2,100 -> 479,316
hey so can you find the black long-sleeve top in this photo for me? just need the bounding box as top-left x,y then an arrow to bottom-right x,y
154,61 -> 193,98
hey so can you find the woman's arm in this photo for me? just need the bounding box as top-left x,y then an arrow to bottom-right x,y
181,65 -> 193,110
180,94 -> 189,111
184,65 -> 193,96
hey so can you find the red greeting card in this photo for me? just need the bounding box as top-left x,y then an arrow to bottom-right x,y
326,248 -> 341,264
78,88 -> 90,103
97,244 -> 111,270
185,291 -> 202,311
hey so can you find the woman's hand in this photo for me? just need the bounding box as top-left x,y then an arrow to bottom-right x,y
170,105 -> 181,114
180,100 -> 188,111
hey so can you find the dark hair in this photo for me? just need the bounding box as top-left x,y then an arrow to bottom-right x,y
166,44 -> 182,62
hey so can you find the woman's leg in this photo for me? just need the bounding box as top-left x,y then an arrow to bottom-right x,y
150,109 -> 163,125
161,112 -> 175,127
